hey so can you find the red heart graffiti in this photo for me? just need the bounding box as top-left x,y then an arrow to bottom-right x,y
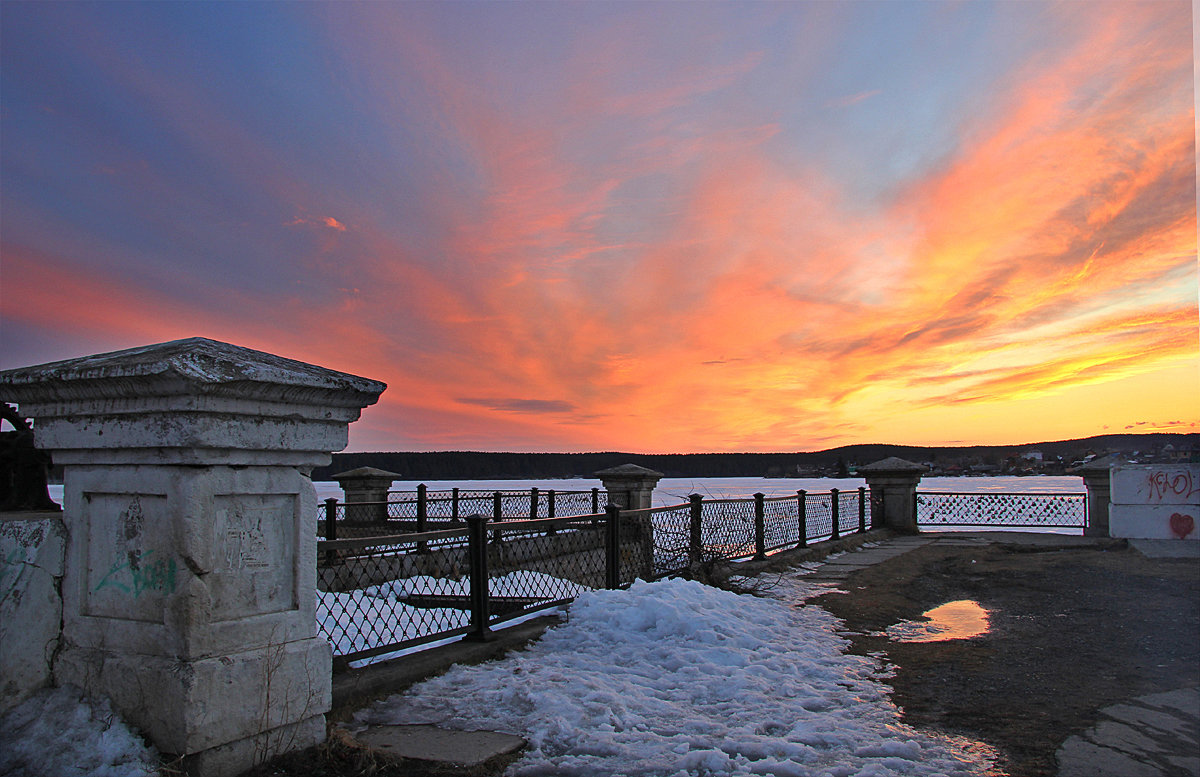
1169,513 -> 1195,540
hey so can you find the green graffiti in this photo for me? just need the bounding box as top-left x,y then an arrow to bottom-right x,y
94,550 -> 177,598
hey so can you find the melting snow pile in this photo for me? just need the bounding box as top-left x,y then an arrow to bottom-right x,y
0,686 -> 160,777
357,576 -> 996,776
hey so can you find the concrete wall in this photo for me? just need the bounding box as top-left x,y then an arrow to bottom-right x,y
0,510 -> 66,712
1109,464 -> 1200,540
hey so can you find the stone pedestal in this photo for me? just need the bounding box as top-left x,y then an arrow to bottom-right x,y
594,464 -> 664,510
1079,457 -> 1115,538
859,457 -> 927,534
331,467 -> 401,522
0,338 -> 385,776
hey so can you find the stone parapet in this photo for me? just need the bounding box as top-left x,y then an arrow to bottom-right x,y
0,510 -> 66,712
0,338 -> 385,776
859,457 -> 927,534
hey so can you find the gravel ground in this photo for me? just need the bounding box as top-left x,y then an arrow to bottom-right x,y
812,540 -> 1200,777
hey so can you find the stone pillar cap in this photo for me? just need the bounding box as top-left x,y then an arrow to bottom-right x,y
594,463 -> 665,480
330,467 -> 402,481
0,338 -> 386,466
0,336 -> 386,407
858,457 -> 928,475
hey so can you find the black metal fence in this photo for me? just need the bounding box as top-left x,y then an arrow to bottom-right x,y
916,491 -> 1087,529
317,506 -> 643,666
315,488 -> 873,666
642,488 -> 871,577
318,486 -> 602,540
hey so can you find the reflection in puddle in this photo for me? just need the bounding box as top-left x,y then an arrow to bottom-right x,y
886,600 -> 991,642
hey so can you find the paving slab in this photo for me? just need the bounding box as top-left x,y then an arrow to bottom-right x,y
356,724 -> 526,768
1057,687 -> 1200,777
1129,539 -> 1200,559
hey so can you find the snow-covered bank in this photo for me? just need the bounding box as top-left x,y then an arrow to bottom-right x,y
0,686 -> 160,777
356,576 -> 997,776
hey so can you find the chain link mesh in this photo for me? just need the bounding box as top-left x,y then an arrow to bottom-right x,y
917,492 -> 1086,527
317,511 -> 623,663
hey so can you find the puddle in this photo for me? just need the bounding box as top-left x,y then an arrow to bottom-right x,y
885,600 -> 991,643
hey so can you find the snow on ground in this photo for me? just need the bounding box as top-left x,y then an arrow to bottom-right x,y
356,576 -> 997,777
0,686 -> 160,777
364,570 -> 593,600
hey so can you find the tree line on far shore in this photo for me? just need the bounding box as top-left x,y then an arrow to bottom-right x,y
310,432 -> 1197,481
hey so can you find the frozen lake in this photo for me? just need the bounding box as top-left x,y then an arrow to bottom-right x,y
47,474 -> 1084,512
310,474 -> 1084,508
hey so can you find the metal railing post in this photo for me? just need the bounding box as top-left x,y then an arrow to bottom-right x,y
530,487 -> 539,520
492,491 -> 503,544
831,488 -> 841,540
547,489 -> 557,535
452,487 -> 460,522
797,490 -> 808,548
324,498 -> 338,541
605,503 -> 622,589
753,493 -> 766,560
858,487 -> 867,533
416,483 -> 428,552
465,514 -> 492,642
322,498 -> 338,567
689,494 -> 704,567
592,487 -> 600,514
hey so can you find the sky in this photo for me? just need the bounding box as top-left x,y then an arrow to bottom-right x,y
1,1 -> 1197,454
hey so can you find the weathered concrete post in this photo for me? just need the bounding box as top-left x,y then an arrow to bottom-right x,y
859,457 -> 927,534
0,338 -> 385,776
595,463 -> 664,510
331,467 -> 400,523
1078,456 -> 1116,537
595,464 -> 664,580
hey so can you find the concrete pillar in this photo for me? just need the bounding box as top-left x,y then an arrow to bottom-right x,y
331,467 -> 400,522
1079,457 -> 1115,538
859,457 -> 927,534
0,338 -> 385,776
594,463 -> 664,510
595,464 -> 663,581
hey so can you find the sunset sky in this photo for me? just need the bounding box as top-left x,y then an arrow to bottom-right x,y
2,1 -> 1196,453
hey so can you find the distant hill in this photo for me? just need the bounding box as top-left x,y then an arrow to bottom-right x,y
311,432 -> 1198,481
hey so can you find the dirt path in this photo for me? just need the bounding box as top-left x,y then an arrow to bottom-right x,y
812,540 -> 1200,777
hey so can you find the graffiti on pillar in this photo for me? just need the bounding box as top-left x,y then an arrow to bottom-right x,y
223,505 -> 271,572
1147,469 -> 1199,502
1169,513 -> 1195,540
92,495 -> 177,597
93,549 -> 178,598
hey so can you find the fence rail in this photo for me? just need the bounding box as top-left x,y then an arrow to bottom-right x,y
318,486 -> 602,540
916,491 -> 1087,528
